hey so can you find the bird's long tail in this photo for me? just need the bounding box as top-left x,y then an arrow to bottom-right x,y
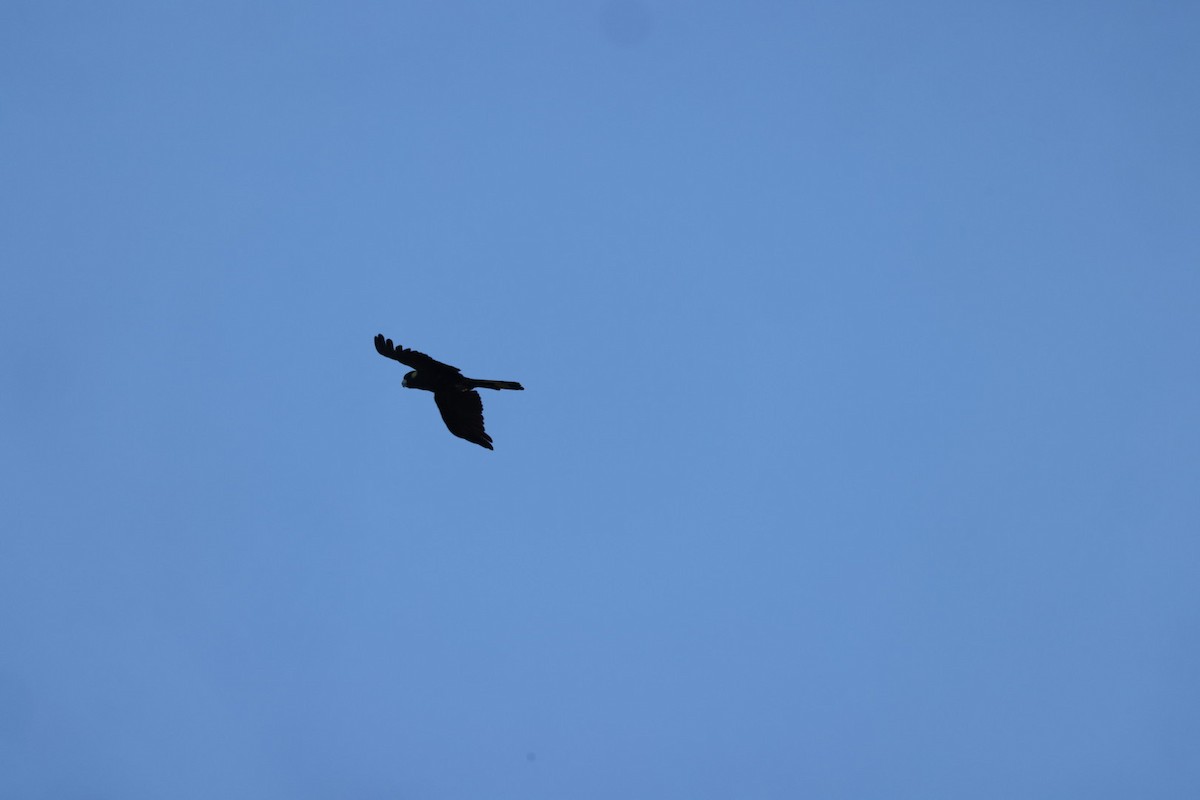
469,378 -> 525,391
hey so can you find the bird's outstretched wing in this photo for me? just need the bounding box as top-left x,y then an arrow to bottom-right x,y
374,334 -> 459,373
434,390 -> 494,450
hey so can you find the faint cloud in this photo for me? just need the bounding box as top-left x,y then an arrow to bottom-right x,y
598,0 -> 653,48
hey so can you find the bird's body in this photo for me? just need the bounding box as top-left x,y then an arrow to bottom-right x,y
374,334 -> 523,449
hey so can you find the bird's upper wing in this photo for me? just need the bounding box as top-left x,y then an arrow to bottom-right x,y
434,389 -> 494,450
374,334 -> 459,372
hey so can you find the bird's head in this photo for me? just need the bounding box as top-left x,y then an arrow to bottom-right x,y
402,370 -> 416,388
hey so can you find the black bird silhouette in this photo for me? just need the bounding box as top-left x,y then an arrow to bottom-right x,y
374,334 -> 524,450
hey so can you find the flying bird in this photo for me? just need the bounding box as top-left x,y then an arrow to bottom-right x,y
374,334 -> 524,450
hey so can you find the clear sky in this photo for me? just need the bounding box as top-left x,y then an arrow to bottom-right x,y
3,2 -> 1199,797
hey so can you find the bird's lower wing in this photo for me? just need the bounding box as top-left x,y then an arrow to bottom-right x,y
434,389 -> 493,450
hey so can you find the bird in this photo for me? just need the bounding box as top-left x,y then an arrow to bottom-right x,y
374,334 -> 524,450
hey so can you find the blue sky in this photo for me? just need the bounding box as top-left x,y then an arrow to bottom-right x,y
2,2 -> 1199,797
